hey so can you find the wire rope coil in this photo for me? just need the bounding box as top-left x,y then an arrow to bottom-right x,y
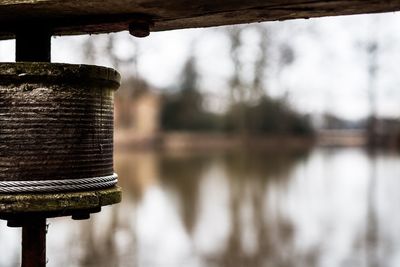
0,173 -> 118,193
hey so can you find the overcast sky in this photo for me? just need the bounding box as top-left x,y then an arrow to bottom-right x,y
1,12 -> 400,120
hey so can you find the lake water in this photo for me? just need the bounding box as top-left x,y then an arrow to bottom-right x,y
1,147 -> 400,267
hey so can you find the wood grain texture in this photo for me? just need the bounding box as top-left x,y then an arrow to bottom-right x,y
0,0 -> 398,38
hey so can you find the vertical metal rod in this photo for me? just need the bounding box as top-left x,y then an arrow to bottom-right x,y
21,218 -> 47,267
15,27 -> 51,62
15,27 -> 51,267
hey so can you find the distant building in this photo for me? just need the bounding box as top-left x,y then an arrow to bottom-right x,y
114,77 -> 161,148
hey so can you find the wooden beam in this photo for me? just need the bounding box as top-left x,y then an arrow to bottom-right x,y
0,0 -> 399,38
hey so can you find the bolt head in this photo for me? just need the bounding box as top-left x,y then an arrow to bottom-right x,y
72,212 -> 90,220
129,22 -> 150,38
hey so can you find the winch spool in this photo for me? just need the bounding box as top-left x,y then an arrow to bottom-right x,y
0,63 -> 120,193
0,26 -> 123,267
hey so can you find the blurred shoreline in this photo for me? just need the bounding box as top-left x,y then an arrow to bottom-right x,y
114,130 -> 316,151
114,128 -> 388,152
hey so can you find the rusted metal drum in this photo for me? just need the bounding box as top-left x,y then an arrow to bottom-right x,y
0,63 -> 120,193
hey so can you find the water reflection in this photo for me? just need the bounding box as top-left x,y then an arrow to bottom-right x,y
2,147 -> 400,266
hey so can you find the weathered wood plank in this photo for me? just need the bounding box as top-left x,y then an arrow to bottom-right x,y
0,0 -> 398,38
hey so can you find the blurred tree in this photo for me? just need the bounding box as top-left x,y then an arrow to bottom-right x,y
82,36 -> 96,64
227,25 -> 270,102
366,38 -> 379,147
161,55 -> 220,131
224,25 -> 312,136
277,42 -> 295,97
105,34 -> 138,69
226,27 -> 246,134
353,17 -> 381,147
252,25 -> 269,101
227,26 -> 245,103
224,95 -> 313,135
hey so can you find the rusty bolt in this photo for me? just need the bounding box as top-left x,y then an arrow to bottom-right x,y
129,21 -> 151,38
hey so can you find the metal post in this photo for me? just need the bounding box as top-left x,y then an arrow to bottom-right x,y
15,27 -> 51,62
21,218 -> 47,267
15,27 -> 51,267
